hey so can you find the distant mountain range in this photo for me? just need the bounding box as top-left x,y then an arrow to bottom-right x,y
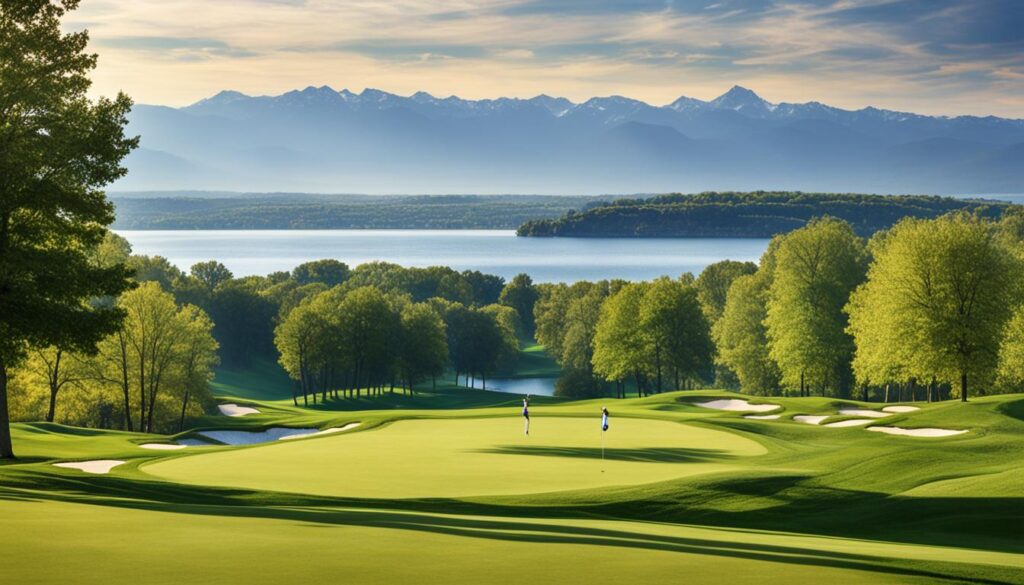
117,85 -> 1024,194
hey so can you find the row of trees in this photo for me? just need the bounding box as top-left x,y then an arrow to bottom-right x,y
535,277 -> 716,398
273,284 -> 521,404
125,255 -> 521,369
8,237 -> 221,434
516,191 -> 1010,238
715,213 -> 1024,401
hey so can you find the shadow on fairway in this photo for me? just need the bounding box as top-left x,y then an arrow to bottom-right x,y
1,469 -> 1022,585
477,446 -> 735,463
1,486 -> 1016,585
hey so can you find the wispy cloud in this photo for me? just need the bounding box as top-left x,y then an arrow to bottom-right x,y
71,0 -> 1024,117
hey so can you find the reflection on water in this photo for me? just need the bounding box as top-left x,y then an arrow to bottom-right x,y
466,377 -> 556,396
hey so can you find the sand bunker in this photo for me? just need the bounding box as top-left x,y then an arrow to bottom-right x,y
824,418 -> 874,428
217,403 -> 260,417
744,414 -> 781,420
867,426 -> 967,437
837,408 -> 891,418
53,460 -> 125,474
882,406 -> 920,413
139,443 -> 187,450
793,415 -> 828,425
695,399 -> 780,413
199,424 -> 358,446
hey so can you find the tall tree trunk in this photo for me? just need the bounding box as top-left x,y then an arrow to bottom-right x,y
46,349 -> 62,423
179,390 -> 190,433
884,383 -> 890,403
138,352 -> 147,433
799,371 -> 805,398
960,371 -> 968,402
119,338 -> 133,431
0,360 -> 14,459
654,345 -> 663,394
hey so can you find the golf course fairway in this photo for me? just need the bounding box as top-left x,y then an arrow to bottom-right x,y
2,384 -> 1022,584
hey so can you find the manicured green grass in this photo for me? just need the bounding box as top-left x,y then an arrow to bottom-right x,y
504,342 -> 562,379
1,388 -> 1022,584
210,359 -> 295,401
145,416 -> 765,498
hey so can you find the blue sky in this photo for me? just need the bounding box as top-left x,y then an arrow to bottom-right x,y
72,0 -> 1024,116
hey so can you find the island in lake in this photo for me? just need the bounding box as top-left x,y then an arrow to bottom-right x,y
516,191 -> 1018,238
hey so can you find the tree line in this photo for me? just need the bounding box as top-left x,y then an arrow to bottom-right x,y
7,235 -> 220,434
714,212 -> 1024,401
531,211 -> 1024,404
516,191 -> 1013,238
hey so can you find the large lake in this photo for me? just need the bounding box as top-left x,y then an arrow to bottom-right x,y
117,230 -> 770,283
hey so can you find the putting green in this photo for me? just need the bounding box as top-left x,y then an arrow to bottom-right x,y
144,417 -> 766,498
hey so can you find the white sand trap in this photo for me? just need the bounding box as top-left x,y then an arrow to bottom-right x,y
793,415 -> 828,425
694,399 -> 780,413
139,443 -> 187,450
882,406 -> 920,413
744,414 -> 781,420
868,426 -> 967,437
837,408 -> 891,418
53,460 -> 125,474
217,403 -> 260,417
824,418 -> 874,428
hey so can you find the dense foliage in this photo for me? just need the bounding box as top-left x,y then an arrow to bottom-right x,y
0,0 -> 137,457
517,191 -> 1014,238
111,193 -> 610,230
719,212 -> 1024,400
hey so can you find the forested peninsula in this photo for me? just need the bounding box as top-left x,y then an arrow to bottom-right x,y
516,191 -> 1017,238
111,193 -> 609,230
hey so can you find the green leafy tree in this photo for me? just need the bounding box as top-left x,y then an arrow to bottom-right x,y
499,273 -> 539,335
713,272 -> 781,395
274,297 -> 329,406
461,270 -> 505,306
190,260 -> 234,290
847,215 -> 1022,401
997,307 -> 1024,393
696,260 -> 758,325
593,284 -> 650,396
174,305 -> 219,431
765,218 -> 867,397
560,284 -> 609,373
696,260 -> 757,388
398,303 -> 448,393
0,0 -> 136,457
128,255 -> 183,291
22,347 -> 88,423
292,259 -> 350,286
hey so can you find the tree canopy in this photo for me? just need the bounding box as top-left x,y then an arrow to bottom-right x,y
0,0 -> 137,457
